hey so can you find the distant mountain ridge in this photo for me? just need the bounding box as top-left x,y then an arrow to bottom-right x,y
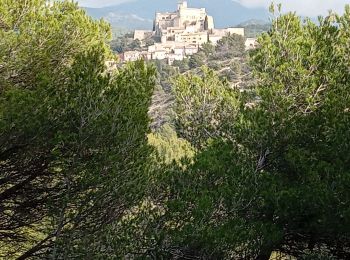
84,0 -> 269,33
237,19 -> 271,38
237,19 -> 270,27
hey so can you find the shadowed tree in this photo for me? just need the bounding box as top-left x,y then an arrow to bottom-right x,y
0,1 -> 156,258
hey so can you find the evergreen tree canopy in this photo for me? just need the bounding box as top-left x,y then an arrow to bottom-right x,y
0,1 -> 156,258
150,6 -> 350,259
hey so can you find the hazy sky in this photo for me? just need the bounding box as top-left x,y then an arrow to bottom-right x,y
234,0 -> 347,16
77,0 -> 348,16
77,0 -> 131,7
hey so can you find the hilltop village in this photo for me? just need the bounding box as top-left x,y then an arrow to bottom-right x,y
121,1 -> 256,64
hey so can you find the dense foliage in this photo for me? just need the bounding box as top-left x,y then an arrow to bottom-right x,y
110,33 -> 156,53
1,1 -> 350,259
150,6 -> 350,259
0,1 -> 155,258
173,68 -> 240,148
173,33 -> 252,89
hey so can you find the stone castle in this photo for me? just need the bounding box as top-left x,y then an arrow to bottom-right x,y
122,1 -> 247,64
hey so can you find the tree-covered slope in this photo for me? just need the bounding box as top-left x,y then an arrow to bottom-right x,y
2,1 -> 350,259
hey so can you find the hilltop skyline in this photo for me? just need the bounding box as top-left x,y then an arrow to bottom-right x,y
83,0 -> 269,31
78,0 -> 347,17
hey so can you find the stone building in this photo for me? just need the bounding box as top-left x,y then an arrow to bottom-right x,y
209,28 -> 245,45
153,0 -> 214,44
245,38 -> 258,50
123,1 -> 246,64
133,30 -> 153,41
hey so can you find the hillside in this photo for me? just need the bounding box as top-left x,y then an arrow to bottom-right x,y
3,1 -> 350,259
237,19 -> 271,37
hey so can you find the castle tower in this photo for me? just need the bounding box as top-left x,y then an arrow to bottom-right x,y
177,0 -> 188,10
204,15 -> 215,31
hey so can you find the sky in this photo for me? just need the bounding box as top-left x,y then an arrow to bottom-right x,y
77,0 -> 131,7
77,0 -> 348,16
233,0 -> 347,16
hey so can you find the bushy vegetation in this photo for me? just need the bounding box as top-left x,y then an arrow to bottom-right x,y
110,35 -> 142,53
152,6 -> 350,259
1,1 -> 350,259
110,33 -> 156,53
237,20 -> 271,38
0,1 -> 155,258
173,33 -> 253,89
